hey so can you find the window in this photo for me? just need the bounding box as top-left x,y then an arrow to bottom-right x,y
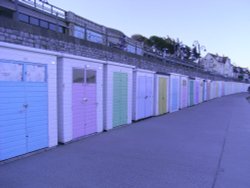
126,44 -> 136,53
0,8 -> 13,18
26,64 -> 46,82
73,69 -> 84,83
58,26 -> 64,33
40,20 -> 49,29
49,23 -> 57,31
18,13 -> 29,23
136,48 -> 143,55
86,70 -> 96,83
0,62 -> 23,81
30,17 -> 39,26
86,30 -> 103,44
73,26 -> 85,39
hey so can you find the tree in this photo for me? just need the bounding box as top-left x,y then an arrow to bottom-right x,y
163,37 -> 176,54
183,45 -> 191,59
191,47 -> 200,60
132,34 -> 193,58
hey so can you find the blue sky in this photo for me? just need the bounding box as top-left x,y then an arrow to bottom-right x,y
49,0 -> 250,69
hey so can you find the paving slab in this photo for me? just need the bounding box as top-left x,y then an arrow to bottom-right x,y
0,93 -> 250,188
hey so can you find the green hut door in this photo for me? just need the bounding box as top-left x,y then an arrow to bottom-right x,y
113,72 -> 128,127
189,80 -> 194,106
158,77 -> 167,114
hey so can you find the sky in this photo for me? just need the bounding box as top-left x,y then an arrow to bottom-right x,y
48,0 -> 250,69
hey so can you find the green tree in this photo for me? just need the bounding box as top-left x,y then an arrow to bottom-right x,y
132,34 -> 193,57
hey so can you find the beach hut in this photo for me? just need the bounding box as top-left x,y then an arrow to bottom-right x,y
224,82 -> 229,95
203,80 -> 207,101
221,81 -> 225,96
57,55 -> 104,143
133,69 -> 155,121
104,61 -> 134,130
188,78 -> 195,106
210,81 -> 215,99
0,42 -> 58,161
154,73 -> 170,115
198,78 -> 204,103
217,81 -> 223,97
180,75 -> 188,109
194,78 -> 202,104
211,81 -> 217,98
206,80 -> 211,100
169,73 -> 180,113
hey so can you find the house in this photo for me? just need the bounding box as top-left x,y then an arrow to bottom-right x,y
234,67 -> 250,82
199,53 -> 234,77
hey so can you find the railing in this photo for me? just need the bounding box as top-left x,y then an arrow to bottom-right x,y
17,0 -> 66,18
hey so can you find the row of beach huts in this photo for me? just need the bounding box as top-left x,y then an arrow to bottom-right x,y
0,42 -> 249,161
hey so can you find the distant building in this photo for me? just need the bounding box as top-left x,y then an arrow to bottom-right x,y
233,67 -> 250,82
199,53 -> 234,77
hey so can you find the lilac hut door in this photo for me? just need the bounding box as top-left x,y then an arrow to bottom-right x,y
72,68 -> 97,139
84,70 -> 97,135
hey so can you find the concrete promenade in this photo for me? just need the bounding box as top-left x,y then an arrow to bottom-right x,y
0,93 -> 250,188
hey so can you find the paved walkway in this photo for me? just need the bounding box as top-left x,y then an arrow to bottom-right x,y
0,93 -> 250,188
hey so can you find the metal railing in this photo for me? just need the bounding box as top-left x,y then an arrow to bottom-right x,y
17,0 -> 66,18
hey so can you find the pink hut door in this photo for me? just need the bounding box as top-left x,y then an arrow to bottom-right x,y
72,68 -> 97,139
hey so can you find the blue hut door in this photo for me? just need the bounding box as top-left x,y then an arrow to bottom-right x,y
25,64 -> 48,153
170,77 -> 179,112
0,61 -> 48,161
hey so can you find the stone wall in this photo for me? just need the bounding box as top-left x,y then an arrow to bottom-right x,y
0,17 -> 236,81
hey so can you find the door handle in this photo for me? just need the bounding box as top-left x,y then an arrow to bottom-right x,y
19,104 -> 28,113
